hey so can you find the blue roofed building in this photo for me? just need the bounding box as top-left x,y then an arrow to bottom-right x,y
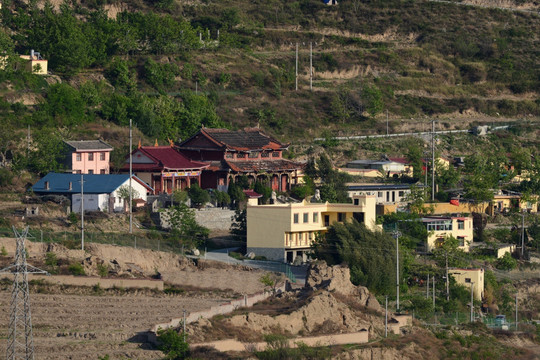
31,173 -> 153,213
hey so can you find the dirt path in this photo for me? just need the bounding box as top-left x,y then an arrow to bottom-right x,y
0,291 -> 229,359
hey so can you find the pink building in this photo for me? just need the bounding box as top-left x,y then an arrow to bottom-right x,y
64,140 -> 113,174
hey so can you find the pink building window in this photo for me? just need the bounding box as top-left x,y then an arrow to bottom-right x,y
88,170 -> 94,174
100,152 -> 105,161
100,169 -> 106,174
76,153 -> 81,161
88,153 -> 94,161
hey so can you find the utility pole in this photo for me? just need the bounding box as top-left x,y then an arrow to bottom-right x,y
426,274 -> 429,299
431,120 -> 435,201
515,294 -> 518,330
521,210 -> 525,257
445,252 -> 449,301
432,276 -> 435,308
393,230 -> 401,312
80,173 -> 84,250
470,282 -> 474,322
386,110 -> 389,136
309,42 -> 313,91
385,295 -> 388,337
295,42 -> 298,91
183,309 -> 187,340
0,227 -> 48,360
129,119 -> 133,234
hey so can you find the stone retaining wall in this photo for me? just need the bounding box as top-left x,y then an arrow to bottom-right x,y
20,274 -> 164,290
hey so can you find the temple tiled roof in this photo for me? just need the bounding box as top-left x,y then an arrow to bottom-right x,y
124,146 -> 209,171
224,159 -> 302,173
183,128 -> 289,151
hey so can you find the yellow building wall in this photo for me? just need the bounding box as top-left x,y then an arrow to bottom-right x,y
246,195 -> 376,261
448,269 -> 484,300
426,217 -> 473,253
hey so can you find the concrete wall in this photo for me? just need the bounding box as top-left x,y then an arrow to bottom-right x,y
149,282 -> 288,340
194,208 -> 235,230
191,330 -> 369,352
20,274 -> 164,290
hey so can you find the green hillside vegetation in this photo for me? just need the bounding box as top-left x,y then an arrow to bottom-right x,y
0,0 -> 538,179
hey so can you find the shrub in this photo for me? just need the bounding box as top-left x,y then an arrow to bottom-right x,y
97,263 -> 108,277
68,262 -> 86,276
157,328 -> 189,360
0,246 -> 7,256
495,253 -> 517,271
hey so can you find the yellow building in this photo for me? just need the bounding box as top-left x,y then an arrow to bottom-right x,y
247,195 -> 377,263
448,268 -> 484,300
19,50 -> 48,75
422,216 -> 473,253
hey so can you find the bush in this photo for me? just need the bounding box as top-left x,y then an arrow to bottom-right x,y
97,263 -> 108,277
68,262 -> 86,276
495,253 -> 517,271
157,328 -> 189,360
1,246 -> 7,256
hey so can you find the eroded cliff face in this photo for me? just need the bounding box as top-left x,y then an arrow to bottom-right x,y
305,260 -> 381,311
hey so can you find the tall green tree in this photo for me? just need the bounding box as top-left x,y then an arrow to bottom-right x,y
165,203 -> 209,249
312,220 -> 400,295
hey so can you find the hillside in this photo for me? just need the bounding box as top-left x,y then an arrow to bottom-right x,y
0,0 -> 538,151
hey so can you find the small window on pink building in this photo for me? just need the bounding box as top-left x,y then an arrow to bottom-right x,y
88,170 -> 94,174
76,153 -> 81,161
100,152 -> 105,161
100,169 -> 106,174
88,153 -> 94,161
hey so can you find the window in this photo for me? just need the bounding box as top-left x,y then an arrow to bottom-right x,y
458,220 -> 465,230
88,153 -> 94,161
76,153 -> 81,161
377,192 -> 383,198
324,215 -> 330,227
248,152 -> 258,158
465,278 -> 471,283
76,170 -> 82,174
426,220 -> 452,231
303,213 -> 309,223
272,152 -> 280,158
236,153 -> 246,159
88,170 -> 94,174
338,212 -> 345,222
225,153 -> 233,159
261,152 -> 269,158
398,191 -> 404,197
313,212 -> 319,223
100,169 -> 106,174
354,198 -> 359,205
100,152 -> 105,161
293,213 -> 299,224
458,236 -> 465,247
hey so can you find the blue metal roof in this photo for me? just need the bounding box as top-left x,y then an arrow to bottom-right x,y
31,173 -> 151,194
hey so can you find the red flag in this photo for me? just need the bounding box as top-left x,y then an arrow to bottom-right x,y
450,199 -> 459,206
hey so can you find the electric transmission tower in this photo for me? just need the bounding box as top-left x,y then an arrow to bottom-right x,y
0,227 -> 47,360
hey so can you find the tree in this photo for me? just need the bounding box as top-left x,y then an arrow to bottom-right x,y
117,185 -> 140,211
166,203 -> 209,249
230,208 -> 246,249
312,220 -> 400,295
404,184 -> 433,215
253,181 -> 272,204
157,328 -> 189,360
405,141 -> 424,181
307,154 -> 351,203
432,235 -> 468,268
187,184 -> 210,208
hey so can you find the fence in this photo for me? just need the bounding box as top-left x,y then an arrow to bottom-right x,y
0,227 -> 181,254
243,259 -> 297,283
415,311 -> 523,331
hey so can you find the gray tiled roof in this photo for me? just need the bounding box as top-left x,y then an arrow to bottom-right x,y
64,140 -> 113,151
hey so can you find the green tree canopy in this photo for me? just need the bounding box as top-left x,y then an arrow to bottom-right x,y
312,220 -> 400,295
